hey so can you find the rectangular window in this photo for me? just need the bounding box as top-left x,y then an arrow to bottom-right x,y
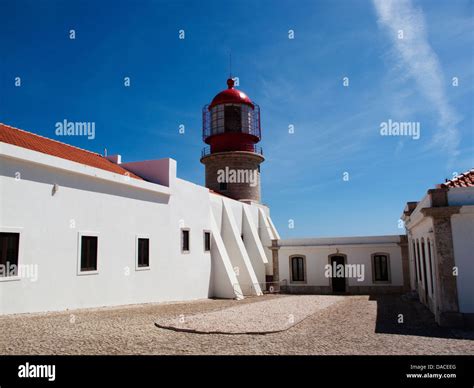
80,236 -> 98,272
427,241 -> 434,295
204,232 -> 211,252
373,254 -> 389,282
224,104 -> 242,132
182,229 -> 190,252
0,232 -> 20,277
412,241 -> 418,286
137,238 -> 150,268
291,257 -> 305,282
416,241 -> 422,281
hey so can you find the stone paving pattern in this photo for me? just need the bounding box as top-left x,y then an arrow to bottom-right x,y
1,294 -> 473,355
155,295 -> 344,334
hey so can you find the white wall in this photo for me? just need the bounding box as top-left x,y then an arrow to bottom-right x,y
0,153 -> 213,314
451,208 -> 474,313
404,189 -> 474,315
208,194 -> 270,296
448,188 -> 474,313
0,145 -> 277,314
278,236 -> 404,289
406,215 -> 436,309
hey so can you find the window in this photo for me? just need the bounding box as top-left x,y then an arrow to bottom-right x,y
0,232 -> 20,277
412,241 -> 418,286
241,105 -> 253,134
291,256 -> 305,282
224,104 -> 242,132
204,231 -> 211,252
219,182 -> 228,191
137,238 -> 150,268
421,239 -> 429,299
182,229 -> 190,253
416,240 -> 422,281
372,254 -> 390,282
210,105 -> 225,135
80,236 -> 98,272
427,239 -> 434,295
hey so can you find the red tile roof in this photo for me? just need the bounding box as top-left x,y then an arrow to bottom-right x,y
0,123 -> 143,180
439,169 -> 474,188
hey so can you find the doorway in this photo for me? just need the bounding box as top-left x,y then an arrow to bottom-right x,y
330,255 -> 346,293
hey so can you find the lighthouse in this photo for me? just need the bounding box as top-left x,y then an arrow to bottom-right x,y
201,78 -> 264,203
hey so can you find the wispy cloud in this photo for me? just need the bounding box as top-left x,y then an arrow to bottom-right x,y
372,0 -> 461,158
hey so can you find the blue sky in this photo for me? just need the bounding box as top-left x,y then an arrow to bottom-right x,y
1,0 -> 473,238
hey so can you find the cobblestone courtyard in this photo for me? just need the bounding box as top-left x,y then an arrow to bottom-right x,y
1,294 -> 473,355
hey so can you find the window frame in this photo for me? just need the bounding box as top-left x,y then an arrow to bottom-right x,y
77,232 -> 99,276
135,235 -> 151,271
203,230 -> 211,253
181,228 -> 190,254
371,252 -> 391,284
289,255 -> 307,284
415,239 -> 422,281
412,240 -> 418,287
0,227 -> 23,282
224,104 -> 242,133
427,238 -> 435,296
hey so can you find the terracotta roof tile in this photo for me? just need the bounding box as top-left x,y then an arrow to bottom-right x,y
439,169 -> 474,188
0,123 -> 143,180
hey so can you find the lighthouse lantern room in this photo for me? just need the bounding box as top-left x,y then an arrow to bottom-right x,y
201,78 -> 265,203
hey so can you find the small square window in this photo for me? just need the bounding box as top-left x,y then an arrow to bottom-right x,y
204,231 -> 211,252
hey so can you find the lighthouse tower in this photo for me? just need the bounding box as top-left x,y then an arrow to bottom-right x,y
201,78 -> 264,203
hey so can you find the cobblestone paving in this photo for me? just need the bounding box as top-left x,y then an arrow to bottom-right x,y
1,294 -> 473,355
155,295 -> 344,334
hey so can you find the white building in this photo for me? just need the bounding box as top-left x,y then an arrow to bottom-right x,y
276,235 -> 409,294
0,80 -> 472,328
401,171 -> 474,327
0,122 -> 280,314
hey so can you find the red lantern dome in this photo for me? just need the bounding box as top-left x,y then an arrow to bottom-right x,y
209,78 -> 254,109
202,78 -> 262,155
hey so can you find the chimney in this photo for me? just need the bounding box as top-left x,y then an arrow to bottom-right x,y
106,155 -> 122,164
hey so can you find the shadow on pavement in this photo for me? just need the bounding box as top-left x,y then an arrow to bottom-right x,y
370,294 -> 474,340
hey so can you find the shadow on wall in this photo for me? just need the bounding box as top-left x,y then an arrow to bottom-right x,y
1,157 -> 170,204
370,294 -> 474,340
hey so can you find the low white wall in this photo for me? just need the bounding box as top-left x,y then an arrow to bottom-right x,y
279,236 -> 404,290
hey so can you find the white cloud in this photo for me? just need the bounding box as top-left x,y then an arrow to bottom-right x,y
372,0 -> 460,157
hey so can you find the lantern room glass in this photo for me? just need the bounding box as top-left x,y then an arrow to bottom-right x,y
210,104 -> 254,136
